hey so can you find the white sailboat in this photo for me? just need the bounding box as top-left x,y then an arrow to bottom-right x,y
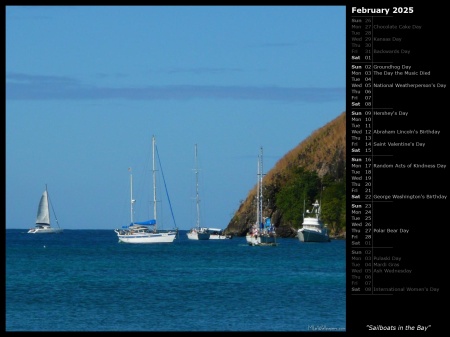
28,185 -> 63,234
246,147 -> 277,246
187,144 -> 210,240
201,227 -> 232,240
114,135 -> 178,243
297,199 -> 330,242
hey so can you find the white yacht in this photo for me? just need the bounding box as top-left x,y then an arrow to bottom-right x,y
297,200 -> 330,242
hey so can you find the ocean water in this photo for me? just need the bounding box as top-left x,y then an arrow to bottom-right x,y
6,229 -> 346,332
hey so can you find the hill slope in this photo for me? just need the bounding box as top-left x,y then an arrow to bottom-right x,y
225,111 -> 346,237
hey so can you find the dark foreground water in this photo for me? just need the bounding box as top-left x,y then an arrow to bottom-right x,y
6,229 -> 346,332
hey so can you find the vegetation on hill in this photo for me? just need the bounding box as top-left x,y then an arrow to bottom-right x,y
225,111 -> 346,238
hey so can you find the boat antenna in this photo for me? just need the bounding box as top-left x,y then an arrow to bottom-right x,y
319,182 -> 324,215
302,190 -> 306,219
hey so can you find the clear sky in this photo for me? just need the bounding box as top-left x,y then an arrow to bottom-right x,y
6,5 -> 345,231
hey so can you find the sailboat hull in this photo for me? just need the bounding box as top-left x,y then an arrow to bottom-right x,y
187,231 -> 210,240
116,231 -> 177,243
246,234 -> 277,246
202,228 -> 231,239
209,234 -> 231,240
28,226 -> 63,234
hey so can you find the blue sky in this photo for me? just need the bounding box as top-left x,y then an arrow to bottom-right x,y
6,6 -> 345,231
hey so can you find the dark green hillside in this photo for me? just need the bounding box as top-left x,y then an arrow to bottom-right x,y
225,111 -> 346,238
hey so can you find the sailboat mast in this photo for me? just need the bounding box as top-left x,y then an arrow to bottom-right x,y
256,155 -> 260,227
45,184 -> 50,224
152,135 -> 157,225
129,168 -> 134,224
259,147 -> 264,227
195,144 -> 200,229
45,184 -> 50,225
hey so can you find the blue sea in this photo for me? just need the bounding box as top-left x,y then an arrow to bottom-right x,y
6,229 -> 346,332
